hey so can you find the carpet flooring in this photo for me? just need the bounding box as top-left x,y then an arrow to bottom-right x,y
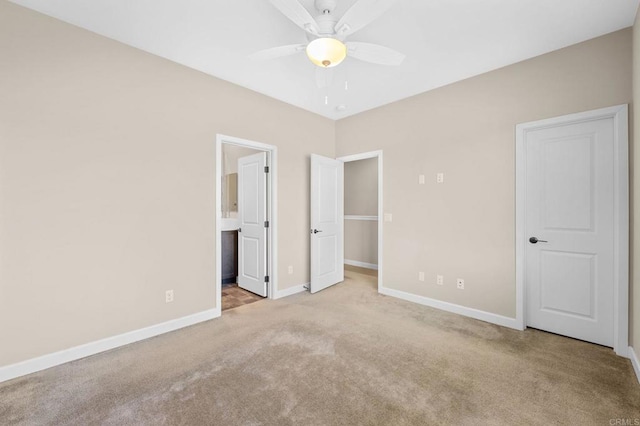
1,269 -> 639,425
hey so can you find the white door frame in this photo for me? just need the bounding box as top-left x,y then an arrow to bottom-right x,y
515,104 -> 629,357
337,150 -> 384,292
215,134 -> 278,311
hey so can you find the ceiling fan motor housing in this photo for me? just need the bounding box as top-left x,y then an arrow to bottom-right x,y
315,14 -> 338,36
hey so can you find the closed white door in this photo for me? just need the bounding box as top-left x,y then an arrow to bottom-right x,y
310,154 -> 344,293
525,117 -> 615,346
237,152 -> 267,297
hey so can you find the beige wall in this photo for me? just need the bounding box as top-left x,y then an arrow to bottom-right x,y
336,29 -> 633,318
0,2 -> 334,367
221,145 -> 258,216
633,10 -> 640,352
344,158 -> 378,215
344,158 -> 378,266
345,221 -> 378,265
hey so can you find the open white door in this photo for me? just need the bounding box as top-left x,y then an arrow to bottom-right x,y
524,116 -> 615,346
237,152 -> 268,297
310,154 -> 344,293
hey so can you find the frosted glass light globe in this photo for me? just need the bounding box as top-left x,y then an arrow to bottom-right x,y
306,38 -> 347,68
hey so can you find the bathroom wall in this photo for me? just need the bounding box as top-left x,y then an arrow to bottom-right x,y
221,145 -> 259,218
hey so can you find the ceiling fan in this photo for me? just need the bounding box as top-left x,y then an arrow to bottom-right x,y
251,0 -> 405,72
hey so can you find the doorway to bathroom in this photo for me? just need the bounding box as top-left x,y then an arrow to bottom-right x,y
216,134 -> 278,313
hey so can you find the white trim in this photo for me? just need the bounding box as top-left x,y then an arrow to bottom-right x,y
338,150 -> 384,292
345,215 -> 378,221
344,259 -> 378,270
515,104 -> 629,355
274,283 -> 308,299
0,309 -> 219,384
629,346 -> 640,384
216,135 -> 278,307
379,287 -> 520,330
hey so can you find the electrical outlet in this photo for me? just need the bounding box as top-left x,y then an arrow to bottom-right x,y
288,265 -> 294,275
436,173 -> 444,183
419,271 -> 425,282
165,290 -> 174,303
384,213 -> 393,222
456,279 -> 464,290
437,275 -> 444,285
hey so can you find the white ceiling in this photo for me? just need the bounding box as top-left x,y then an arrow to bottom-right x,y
10,0 -> 639,120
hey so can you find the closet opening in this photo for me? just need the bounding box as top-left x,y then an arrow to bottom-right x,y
339,151 -> 383,292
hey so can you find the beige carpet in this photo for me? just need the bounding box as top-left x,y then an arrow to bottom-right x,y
1,269 -> 639,425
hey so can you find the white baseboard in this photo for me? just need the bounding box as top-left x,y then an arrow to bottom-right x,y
274,283 -> 308,299
629,346 -> 640,384
344,259 -> 378,270
378,286 -> 520,330
0,308 -> 220,384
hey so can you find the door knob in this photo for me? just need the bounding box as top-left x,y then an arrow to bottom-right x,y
311,229 -> 323,234
529,237 -> 548,244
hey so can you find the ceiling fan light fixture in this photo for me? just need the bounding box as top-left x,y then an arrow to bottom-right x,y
306,37 -> 347,68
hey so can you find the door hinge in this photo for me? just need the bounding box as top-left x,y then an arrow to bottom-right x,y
238,228 -> 241,233
265,275 -> 270,283
264,220 -> 269,228
264,166 -> 269,173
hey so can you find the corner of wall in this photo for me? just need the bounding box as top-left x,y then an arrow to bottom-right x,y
629,346 -> 640,384
632,4 -> 640,360
333,118 -> 339,158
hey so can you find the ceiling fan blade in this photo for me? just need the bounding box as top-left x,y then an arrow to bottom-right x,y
315,67 -> 334,88
346,42 -> 405,66
334,0 -> 397,38
269,0 -> 320,35
249,44 -> 307,61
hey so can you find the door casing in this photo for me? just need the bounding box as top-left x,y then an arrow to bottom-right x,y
515,104 -> 629,357
215,134 -> 278,312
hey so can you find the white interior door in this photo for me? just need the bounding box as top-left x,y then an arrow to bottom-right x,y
310,154 -> 344,293
237,152 -> 267,297
525,117 -> 615,346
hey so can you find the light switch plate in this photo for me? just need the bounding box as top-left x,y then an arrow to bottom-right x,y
419,174 -> 425,184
